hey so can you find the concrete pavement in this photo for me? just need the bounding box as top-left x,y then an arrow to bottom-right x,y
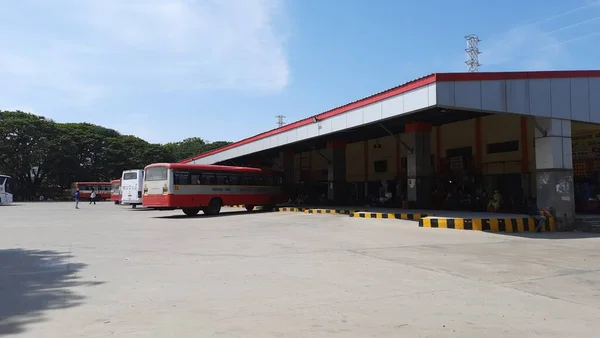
1,202 -> 600,337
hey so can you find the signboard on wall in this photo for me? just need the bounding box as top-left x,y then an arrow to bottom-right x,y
449,156 -> 463,171
572,131 -> 600,160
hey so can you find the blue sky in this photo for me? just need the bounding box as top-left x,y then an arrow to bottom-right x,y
1,0 -> 600,144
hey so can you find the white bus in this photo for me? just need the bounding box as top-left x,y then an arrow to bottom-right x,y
0,174 -> 14,205
121,169 -> 144,208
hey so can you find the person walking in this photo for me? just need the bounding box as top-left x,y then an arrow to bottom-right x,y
74,189 -> 80,209
89,188 -> 97,205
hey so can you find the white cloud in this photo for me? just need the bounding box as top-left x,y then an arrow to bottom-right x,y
0,0 -> 289,109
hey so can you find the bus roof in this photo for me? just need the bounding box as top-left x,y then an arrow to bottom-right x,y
110,179 -> 121,184
144,163 -> 281,174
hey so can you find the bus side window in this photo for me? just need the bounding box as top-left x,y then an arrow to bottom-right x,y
216,174 -> 229,185
190,171 -> 201,184
229,174 -> 240,185
176,171 -> 191,185
201,173 -> 216,185
255,175 -> 265,186
242,176 -> 251,185
266,175 -> 274,186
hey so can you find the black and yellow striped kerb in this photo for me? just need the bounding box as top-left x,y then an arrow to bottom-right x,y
277,207 -> 306,212
419,217 -> 557,232
304,209 -> 359,215
350,212 -> 430,220
229,205 -> 244,208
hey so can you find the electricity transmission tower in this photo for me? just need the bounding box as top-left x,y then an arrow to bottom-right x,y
465,34 -> 482,72
276,115 -> 286,128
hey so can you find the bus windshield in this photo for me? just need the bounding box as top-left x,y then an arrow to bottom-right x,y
123,172 -> 138,180
146,167 -> 168,181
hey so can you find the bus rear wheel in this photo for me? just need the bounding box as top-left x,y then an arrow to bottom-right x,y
204,198 -> 222,216
182,208 -> 200,216
245,205 -> 255,212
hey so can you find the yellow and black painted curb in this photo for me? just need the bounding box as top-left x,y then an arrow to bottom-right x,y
304,209 -> 360,215
276,207 -> 307,213
419,217 -> 556,232
229,205 -> 305,212
350,212 -> 430,220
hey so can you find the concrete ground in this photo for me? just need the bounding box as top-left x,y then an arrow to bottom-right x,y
1,203 -> 600,338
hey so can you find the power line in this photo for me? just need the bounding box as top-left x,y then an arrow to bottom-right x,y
543,15 -> 600,36
487,1 -> 600,40
538,30 -> 600,51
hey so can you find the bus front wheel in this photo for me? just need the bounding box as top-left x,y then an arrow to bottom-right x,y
245,205 -> 255,212
182,208 -> 200,216
204,198 -> 222,216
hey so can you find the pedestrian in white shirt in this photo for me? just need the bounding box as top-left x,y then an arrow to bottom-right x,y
89,189 -> 97,205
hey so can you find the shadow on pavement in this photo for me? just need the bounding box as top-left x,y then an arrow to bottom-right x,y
0,249 -> 104,335
153,209 -> 277,219
491,231 -> 600,239
126,207 -> 156,212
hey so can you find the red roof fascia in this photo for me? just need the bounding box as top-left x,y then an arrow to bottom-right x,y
147,162 -> 278,173
181,73 -> 438,163
182,70 -> 600,163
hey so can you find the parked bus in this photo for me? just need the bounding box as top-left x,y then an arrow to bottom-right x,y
71,182 -> 112,201
142,163 -> 286,216
121,169 -> 144,208
110,179 -> 122,204
0,174 -> 14,205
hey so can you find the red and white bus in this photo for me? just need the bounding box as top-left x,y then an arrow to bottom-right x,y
110,179 -> 121,204
71,182 -> 112,201
142,163 -> 287,216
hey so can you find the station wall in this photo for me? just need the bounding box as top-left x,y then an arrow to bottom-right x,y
292,114 -> 600,186
481,114 -> 529,175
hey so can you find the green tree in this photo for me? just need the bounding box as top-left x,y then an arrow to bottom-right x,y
0,110 -> 230,199
0,111 -> 60,197
164,137 -> 231,162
